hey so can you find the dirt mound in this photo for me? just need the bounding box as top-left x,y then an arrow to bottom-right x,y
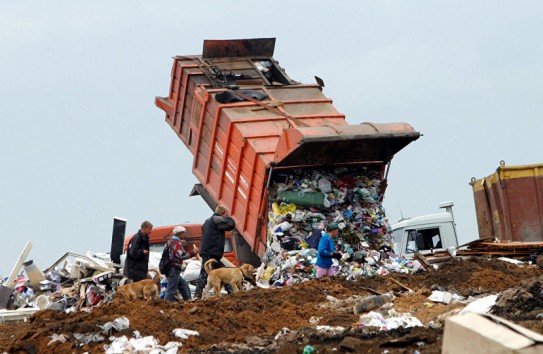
492,276 -> 543,320
385,257 -> 541,296
0,258 -> 541,353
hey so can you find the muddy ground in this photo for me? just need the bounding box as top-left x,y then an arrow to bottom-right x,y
1,257 -> 542,353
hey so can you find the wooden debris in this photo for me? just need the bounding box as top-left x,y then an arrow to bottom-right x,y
76,283 -> 87,310
360,286 -> 383,296
415,252 -> 436,272
455,236 -> 496,249
389,277 -> 414,294
251,100 -> 283,111
423,238 -> 543,261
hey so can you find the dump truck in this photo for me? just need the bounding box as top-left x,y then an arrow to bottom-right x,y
155,38 -> 420,265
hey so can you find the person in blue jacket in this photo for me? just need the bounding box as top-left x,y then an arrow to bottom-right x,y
316,223 -> 341,278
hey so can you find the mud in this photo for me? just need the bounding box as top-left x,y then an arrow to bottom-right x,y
0,257 -> 541,353
492,276 -> 543,322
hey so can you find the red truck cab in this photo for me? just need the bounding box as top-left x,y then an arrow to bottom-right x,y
123,224 -> 239,266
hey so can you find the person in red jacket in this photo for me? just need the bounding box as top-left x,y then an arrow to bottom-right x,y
164,226 -> 198,301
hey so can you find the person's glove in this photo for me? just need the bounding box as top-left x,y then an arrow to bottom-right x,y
331,252 -> 342,260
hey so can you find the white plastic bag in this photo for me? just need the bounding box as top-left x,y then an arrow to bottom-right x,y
318,178 -> 332,193
172,328 -> 199,340
182,260 -> 201,282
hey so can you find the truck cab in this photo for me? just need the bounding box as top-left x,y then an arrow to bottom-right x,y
390,202 -> 459,257
123,224 -> 239,266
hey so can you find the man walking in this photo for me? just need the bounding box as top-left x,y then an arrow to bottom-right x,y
194,205 -> 236,299
124,221 -> 153,282
164,225 -> 198,301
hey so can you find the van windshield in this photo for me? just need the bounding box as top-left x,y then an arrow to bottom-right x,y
405,227 -> 442,254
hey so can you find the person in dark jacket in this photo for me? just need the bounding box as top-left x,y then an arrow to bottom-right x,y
164,225 -> 199,301
124,221 -> 153,282
194,205 -> 236,299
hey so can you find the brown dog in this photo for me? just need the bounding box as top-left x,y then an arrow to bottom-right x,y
202,259 -> 255,298
116,268 -> 161,302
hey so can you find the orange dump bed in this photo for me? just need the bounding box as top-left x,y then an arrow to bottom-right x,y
156,38 -> 420,257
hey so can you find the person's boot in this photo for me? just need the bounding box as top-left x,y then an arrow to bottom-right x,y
194,287 -> 203,299
224,283 -> 235,294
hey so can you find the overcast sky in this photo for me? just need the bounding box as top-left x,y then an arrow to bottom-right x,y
2,1 -> 542,274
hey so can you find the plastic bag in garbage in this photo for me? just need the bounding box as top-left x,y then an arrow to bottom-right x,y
358,311 -> 423,331
182,260 -> 201,282
172,328 -> 200,339
100,316 -> 130,335
318,178 -> 332,193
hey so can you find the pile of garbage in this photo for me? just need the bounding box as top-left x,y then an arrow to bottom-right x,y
0,166 -> 429,319
260,166 -> 422,286
0,246 -> 208,321
2,257 -> 542,353
0,251 -> 121,318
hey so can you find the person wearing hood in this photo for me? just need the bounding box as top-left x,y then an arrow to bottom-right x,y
164,225 -> 199,301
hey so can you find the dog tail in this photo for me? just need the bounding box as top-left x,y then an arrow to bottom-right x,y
204,259 -> 217,274
148,268 -> 161,284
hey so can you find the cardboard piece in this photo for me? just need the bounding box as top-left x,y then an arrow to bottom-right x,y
0,286 -> 12,310
443,312 -> 543,354
428,290 -> 453,304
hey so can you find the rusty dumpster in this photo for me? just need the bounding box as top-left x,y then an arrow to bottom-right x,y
470,161 -> 543,241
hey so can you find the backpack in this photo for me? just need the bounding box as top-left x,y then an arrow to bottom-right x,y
159,243 -> 171,275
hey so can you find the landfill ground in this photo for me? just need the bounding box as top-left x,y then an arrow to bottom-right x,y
1,257 -> 542,353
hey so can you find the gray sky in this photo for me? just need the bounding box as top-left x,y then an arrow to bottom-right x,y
2,1 -> 542,274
